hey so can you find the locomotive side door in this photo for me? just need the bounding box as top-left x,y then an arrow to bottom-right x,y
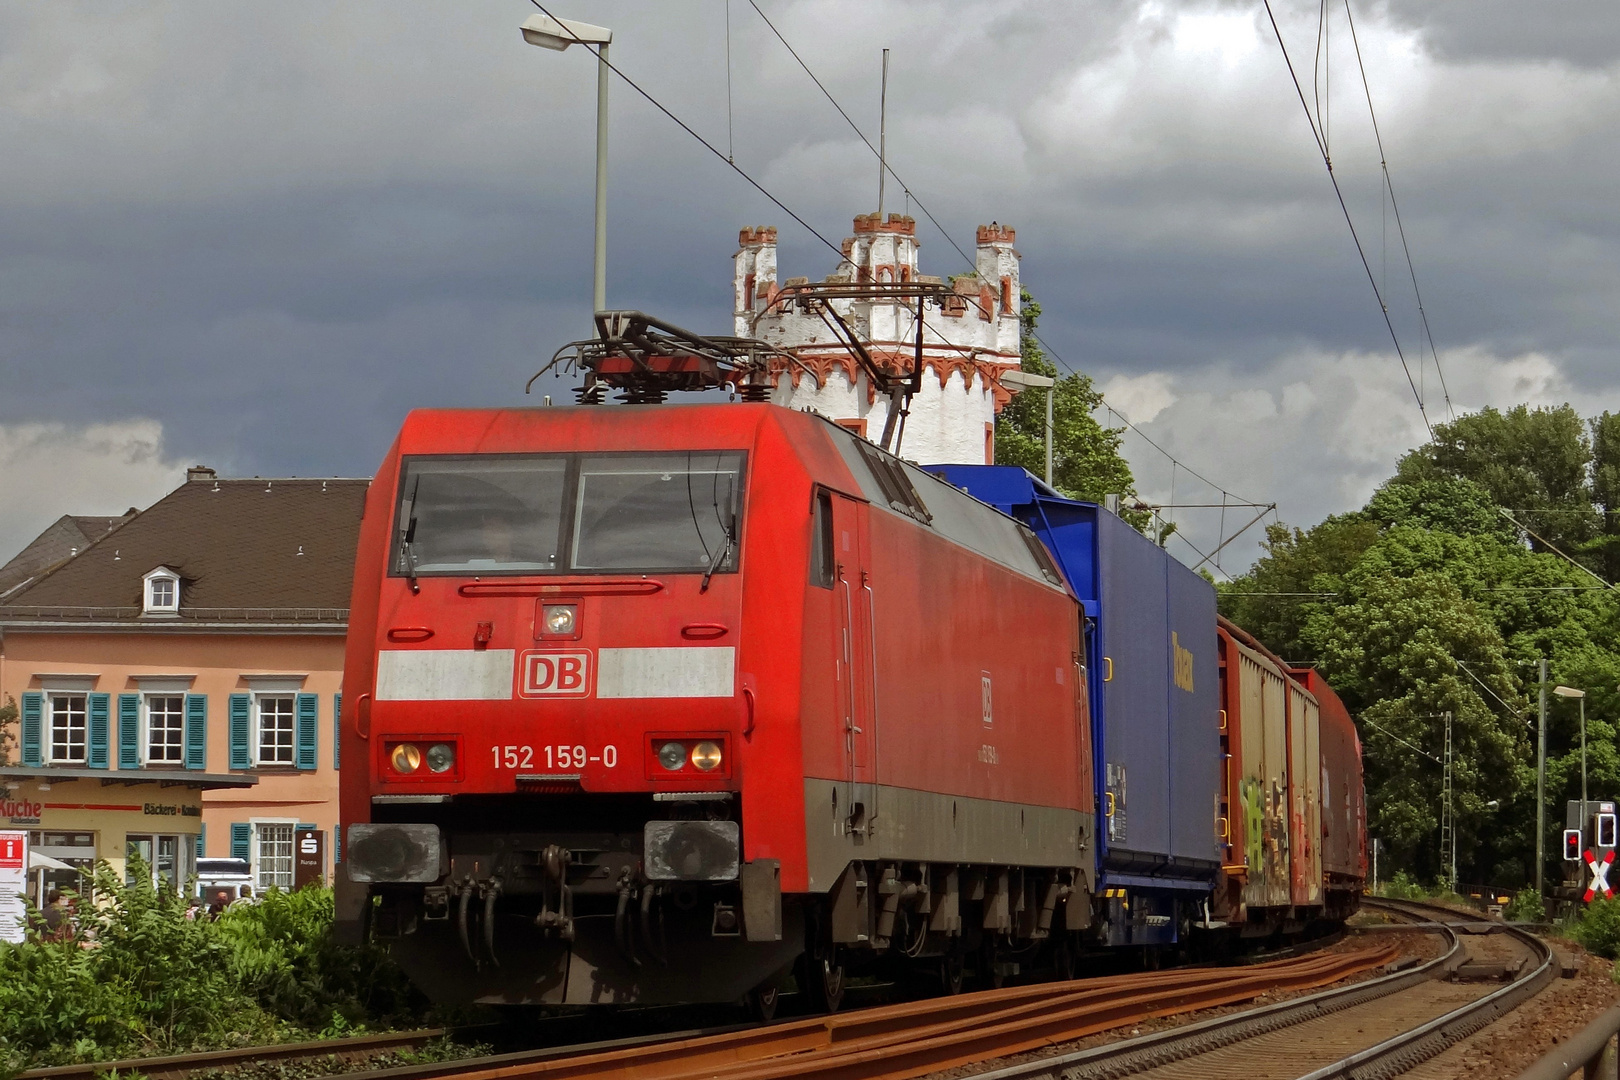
829,492 -> 877,835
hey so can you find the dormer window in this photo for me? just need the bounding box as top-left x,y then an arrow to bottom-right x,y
143,566 -> 180,615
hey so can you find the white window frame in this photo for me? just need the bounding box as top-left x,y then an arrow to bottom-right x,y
142,566 -> 180,616
144,693 -> 186,766
125,832 -> 194,892
250,818 -> 298,891
47,692 -> 89,764
255,693 -> 297,767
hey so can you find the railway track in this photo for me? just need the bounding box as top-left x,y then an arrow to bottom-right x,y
280,945 -> 1398,1080
23,898 -> 1549,1080
971,896 -> 1552,1080
17,1028 -> 452,1080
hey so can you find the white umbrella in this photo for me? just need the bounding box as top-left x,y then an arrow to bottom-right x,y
28,851 -> 72,872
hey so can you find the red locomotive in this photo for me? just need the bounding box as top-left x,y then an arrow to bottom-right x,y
335,317 -> 1364,1013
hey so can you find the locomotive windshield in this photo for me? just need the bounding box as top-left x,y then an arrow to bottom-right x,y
394,451 -> 743,577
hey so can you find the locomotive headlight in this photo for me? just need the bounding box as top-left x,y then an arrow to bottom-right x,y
390,743 -> 422,774
426,742 -> 455,773
657,741 -> 687,770
542,603 -> 577,635
690,741 -> 723,771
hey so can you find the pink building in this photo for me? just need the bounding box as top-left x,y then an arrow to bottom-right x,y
0,467 -> 366,897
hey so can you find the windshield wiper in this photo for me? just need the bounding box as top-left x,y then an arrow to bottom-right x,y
700,526 -> 734,593
400,477 -> 422,594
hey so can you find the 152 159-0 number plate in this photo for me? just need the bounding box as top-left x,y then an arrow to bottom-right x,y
491,744 -> 618,770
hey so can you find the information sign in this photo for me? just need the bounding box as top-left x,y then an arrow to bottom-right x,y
0,831 -> 28,944
294,830 -> 325,889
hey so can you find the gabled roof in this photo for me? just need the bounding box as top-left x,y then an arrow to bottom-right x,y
0,473 -> 370,629
0,513 -> 137,600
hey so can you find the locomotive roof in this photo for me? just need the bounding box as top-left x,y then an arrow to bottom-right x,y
387,403 -> 1072,595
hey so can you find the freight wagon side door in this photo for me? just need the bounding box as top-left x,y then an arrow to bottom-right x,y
1287,684 -> 1322,906
1236,650 -> 1268,911
1260,661 -> 1290,907
830,493 -> 877,835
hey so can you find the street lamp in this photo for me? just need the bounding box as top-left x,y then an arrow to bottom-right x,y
521,13 -> 614,315
1554,685 -> 1588,809
999,369 -> 1056,485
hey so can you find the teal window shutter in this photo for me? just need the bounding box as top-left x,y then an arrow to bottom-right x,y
21,692 -> 43,766
230,822 -> 250,861
334,828 -> 342,865
87,693 -> 111,769
118,694 -> 141,769
295,693 -> 318,770
184,694 -> 208,770
333,693 -> 342,770
195,823 -> 206,859
228,694 -> 252,769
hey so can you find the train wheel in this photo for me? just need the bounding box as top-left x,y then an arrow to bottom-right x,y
746,984 -> 780,1023
802,941 -> 845,1014
940,950 -> 965,995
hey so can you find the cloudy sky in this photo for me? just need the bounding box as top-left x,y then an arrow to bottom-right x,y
2,1 -> 1617,574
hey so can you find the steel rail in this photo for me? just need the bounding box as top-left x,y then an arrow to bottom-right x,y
321,946 -> 1397,1080
961,905 -> 1463,1080
18,1028 -> 449,1080
1292,896 -> 1556,1080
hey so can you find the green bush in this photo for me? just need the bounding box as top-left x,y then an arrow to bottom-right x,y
0,860 -> 424,1070
1572,897 -> 1620,959
1501,890 -> 1546,922
1379,871 -> 1428,900
216,884 -> 417,1031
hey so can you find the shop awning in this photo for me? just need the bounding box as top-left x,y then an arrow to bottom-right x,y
28,851 -> 73,871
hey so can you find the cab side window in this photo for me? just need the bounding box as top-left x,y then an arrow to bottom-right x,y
811,490 -> 836,588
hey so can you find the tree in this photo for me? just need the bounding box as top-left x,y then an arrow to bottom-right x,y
1395,404 -> 1597,563
1220,406 -> 1620,887
994,290 -> 1148,530
1589,412 -> 1620,580
1301,532 -> 1529,880
0,694 -> 14,766
1218,516 -> 1379,662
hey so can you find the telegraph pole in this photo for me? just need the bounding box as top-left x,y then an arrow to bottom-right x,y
1536,658 -> 1547,896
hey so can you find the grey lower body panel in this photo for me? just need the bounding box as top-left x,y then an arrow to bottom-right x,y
801,777 -> 1094,893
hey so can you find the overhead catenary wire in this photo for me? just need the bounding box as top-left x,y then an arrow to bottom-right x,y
742,0 -> 1267,516
1261,0 -> 1434,440
1453,659 -> 1527,723
538,0 -> 1265,539
1341,0 -> 1454,422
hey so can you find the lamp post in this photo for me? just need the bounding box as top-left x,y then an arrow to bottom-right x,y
1536,658 -> 1547,897
999,370 -> 1056,485
521,13 -> 614,315
1554,684 -> 1588,810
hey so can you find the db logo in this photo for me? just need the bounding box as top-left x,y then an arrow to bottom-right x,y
520,651 -> 592,697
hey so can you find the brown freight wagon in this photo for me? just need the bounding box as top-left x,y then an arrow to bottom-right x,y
1214,616 -> 1365,931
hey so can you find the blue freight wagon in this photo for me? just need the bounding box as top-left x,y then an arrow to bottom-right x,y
924,465 -> 1221,944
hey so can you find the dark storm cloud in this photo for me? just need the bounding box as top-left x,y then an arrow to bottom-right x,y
1385,0 -> 1620,68
2,1 -> 1619,568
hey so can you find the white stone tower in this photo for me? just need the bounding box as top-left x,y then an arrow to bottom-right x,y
733,214 -> 1023,464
